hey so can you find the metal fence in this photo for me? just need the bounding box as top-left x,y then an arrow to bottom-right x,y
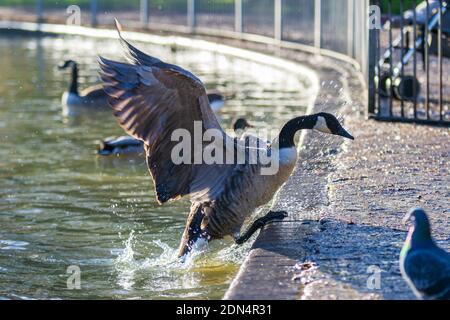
369,0 -> 449,125
3,1 -> 369,70
15,1 -> 439,122
5,1 -> 449,124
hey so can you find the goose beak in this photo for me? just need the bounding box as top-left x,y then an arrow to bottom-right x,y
337,127 -> 354,140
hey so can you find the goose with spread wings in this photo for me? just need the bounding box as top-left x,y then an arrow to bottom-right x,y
99,21 -> 354,257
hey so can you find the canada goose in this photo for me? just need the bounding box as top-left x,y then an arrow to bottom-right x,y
99,21 -> 354,257
58,60 -> 110,114
59,60 -> 225,116
97,114 -> 248,157
400,208 -> 450,300
97,135 -> 145,156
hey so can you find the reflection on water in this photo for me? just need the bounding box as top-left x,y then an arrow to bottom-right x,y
0,33 -> 312,299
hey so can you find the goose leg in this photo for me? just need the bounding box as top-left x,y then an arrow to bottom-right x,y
235,210 -> 288,245
178,204 -> 208,258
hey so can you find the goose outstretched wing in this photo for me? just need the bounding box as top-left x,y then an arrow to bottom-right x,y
99,22 -> 236,204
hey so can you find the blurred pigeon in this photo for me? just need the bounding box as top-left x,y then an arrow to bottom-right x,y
400,207 -> 450,300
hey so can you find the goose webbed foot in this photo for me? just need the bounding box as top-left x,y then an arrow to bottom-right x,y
235,210 -> 288,245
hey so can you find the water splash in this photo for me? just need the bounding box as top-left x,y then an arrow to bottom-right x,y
112,228 -> 250,296
113,231 -> 219,297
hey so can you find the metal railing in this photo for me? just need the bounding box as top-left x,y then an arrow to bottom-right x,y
369,0 -> 450,125
10,1 -> 368,72
28,1 -> 450,124
5,1 -> 448,124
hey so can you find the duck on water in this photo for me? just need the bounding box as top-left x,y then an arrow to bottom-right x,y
99,20 -> 354,258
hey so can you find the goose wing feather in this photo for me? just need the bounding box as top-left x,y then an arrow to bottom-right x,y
99,26 -> 237,204
115,19 -> 204,90
80,84 -> 106,99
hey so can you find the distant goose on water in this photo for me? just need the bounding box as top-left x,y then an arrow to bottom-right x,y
99,20 -> 354,257
98,117 -> 253,156
400,208 -> 450,300
59,60 -> 110,115
59,60 -> 225,116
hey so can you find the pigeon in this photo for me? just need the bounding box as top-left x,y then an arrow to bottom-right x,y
400,207 -> 450,300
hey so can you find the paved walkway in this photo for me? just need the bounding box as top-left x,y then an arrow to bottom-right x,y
313,114 -> 449,300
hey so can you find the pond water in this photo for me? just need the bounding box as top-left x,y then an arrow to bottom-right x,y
0,33 -> 313,299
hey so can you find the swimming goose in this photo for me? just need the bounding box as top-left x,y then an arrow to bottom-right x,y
400,208 -> 450,300
97,116 -> 250,157
60,59 -> 225,116
99,21 -> 354,257
98,135 -> 145,156
59,60 -> 110,114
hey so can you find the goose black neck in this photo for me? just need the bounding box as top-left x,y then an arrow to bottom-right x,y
69,63 -> 79,94
278,115 -> 317,149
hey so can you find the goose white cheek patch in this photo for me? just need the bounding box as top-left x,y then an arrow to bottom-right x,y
313,116 -> 332,134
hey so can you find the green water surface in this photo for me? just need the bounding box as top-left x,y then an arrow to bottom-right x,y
0,33 -> 311,299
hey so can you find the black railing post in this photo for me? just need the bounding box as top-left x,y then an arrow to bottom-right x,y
438,0 -> 443,120
368,0 -> 379,115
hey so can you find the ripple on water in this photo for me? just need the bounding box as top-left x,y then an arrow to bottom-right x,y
0,34 -> 313,299
0,240 -> 29,251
